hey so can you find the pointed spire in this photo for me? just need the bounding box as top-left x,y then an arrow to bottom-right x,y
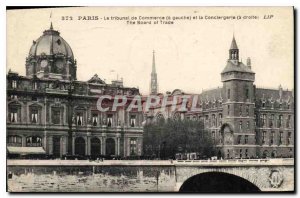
150,50 -> 158,95
230,35 -> 238,49
229,35 -> 239,62
152,50 -> 156,74
50,22 -> 53,30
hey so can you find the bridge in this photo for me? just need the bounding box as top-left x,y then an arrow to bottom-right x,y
7,158 -> 294,192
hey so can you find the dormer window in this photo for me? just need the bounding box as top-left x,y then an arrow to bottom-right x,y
56,39 -> 61,45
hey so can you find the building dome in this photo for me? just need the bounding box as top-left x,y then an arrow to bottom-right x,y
29,23 -> 74,59
26,23 -> 77,80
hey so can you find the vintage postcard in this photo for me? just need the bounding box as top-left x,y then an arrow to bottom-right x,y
6,6 -> 294,192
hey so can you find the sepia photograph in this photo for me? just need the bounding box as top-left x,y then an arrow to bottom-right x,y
6,6 -> 294,193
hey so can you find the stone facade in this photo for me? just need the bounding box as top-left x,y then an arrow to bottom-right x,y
7,159 -> 294,192
7,24 -> 143,158
145,37 -> 294,159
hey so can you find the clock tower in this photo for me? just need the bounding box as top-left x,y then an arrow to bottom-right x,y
221,36 -> 256,159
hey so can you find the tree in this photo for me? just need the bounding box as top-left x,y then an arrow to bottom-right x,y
143,118 -> 216,159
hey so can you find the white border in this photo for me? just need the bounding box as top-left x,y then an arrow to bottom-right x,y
1,1 -> 298,198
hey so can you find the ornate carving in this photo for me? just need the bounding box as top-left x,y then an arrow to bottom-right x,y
269,170 -> 283,188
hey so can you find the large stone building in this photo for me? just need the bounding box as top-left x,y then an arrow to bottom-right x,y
7,24 -> 144,158
146,36 -> 294,159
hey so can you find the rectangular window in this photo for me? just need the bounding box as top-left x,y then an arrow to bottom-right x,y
107,114 -> 113,127
76,112 -> 83,126
287,132 -> 291,145
246,89 -> 249,99
212,131 -> 215,143
227,89 -> 230,100
227,105 -> 230,116
270,114 -> 274,127
245,149 -> 248,158
239,121 -> 242,130
262,131 -> 266,144
247,121 -> 250,129
31,109 -> 38,123
7,136 -> 22,147
92,113 -> 98,126
237,135 -> 241,144
10,108 -> 18,123
218,114 -> 222,126
279,132 -> 283,145
270,131 -> 275,145
130,138 -> 137,155
278,115 -> 283,128
240,149 -> 243,158
12,80 -> 17,88
212,114 -> 216,127
246,105 -> 249,116
286,115 -> 291,128
239,105 -> 242,116
52,109 -> 60,124
33,82 -> 37,90
130,115 -> 136,127
219,131 -> 222,144
245,135 -> 248,144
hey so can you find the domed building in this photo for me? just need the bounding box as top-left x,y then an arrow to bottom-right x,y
7,24 -> 144,158
26,23 -> 77,80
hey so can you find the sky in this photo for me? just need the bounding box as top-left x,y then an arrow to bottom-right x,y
7,7 -> 294,95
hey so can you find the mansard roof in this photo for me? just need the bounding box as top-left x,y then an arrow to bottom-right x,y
199,87 -> 223,103
255,87 -> 293,102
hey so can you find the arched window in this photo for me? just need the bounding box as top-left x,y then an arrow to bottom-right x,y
26,136 -> 42,147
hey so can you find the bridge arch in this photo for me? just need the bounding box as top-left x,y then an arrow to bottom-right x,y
179,172 -> 261,192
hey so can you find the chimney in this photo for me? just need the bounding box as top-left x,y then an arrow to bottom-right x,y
247,57 -> 251,69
